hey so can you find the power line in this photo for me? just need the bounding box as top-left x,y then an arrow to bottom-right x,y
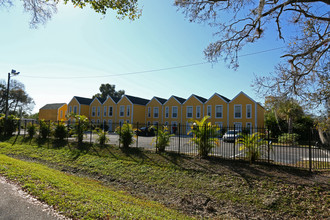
20,46 -> 285,79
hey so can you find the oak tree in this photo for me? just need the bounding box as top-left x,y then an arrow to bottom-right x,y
175,0 -> 329,108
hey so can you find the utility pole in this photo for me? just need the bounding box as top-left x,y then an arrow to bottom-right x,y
5,69 -> 20,119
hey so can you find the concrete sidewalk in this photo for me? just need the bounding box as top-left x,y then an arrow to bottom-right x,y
0,176 -> 68,220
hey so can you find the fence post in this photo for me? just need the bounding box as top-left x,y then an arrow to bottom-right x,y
156,123 -> 159,153
233,126 -> 236,160
48,120 -> 51,148
136,122 -> 139,148
178,123 -> 181,154
119,122 -> 122,148
90,121 -> 92,144
267,126 -> 270,163
309,128 -> 312,172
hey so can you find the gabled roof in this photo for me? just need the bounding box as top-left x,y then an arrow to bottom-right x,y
40,103 -> 66,110
96,97 -> 106,104
193,94 -> 207,103
229,91 -> 255,104
74,96 -> 93,105
215,93 -> 231,103
172,96 -> 186,104
154,97 -> 167,104
146,96 -> 167,105
125,95 -> 150,105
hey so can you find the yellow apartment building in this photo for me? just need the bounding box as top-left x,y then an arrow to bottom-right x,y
145,96 -> 167,126
228,91 -> 265,130
67,96 -> 93,119
102,96 -> 120,131
116,95 -> 149,126
204,93 -> 231,130
182,94 -> 207,134
39,103 -> 67,121
89,97 -> 105,124
162,96 -> 186,134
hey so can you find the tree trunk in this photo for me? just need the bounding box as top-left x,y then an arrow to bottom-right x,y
318,128 -> 330,148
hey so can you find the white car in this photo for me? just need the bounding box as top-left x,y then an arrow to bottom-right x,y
223,130 -> 242,142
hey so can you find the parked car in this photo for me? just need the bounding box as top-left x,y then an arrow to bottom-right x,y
135,126 -> 156,136
223,130 -> 242,142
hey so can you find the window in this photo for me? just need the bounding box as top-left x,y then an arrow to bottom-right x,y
92,107 -> 96,116
60,110 -> 63,118
234,105 -> 242,118
108,106 -> 113,116
234,122 -> 242,131
154,107 -> 159,118
97,119 -> 100,125
164,121 -> 168,126
172,106 -> 178,118
246,104 -> 252,119
147,107 -> 151,118
246,122 -> 252,132
153,121 -> 158,126
73,106 -> 77,114
207,105 -> 212,117
127,105 -> 130,117
103,106 -> 107,117
69,106 -> 72,113
97,107 -> 100,117
126,120 -> 130,123
165,107 -> 169,118
119,120 -> 124,125
119,106 -> 124,117
147,121 -> 151,126
215,105 -> 223,118
186,106 -> 193,118
215,122 -> 223,134
196,106 -> 201,118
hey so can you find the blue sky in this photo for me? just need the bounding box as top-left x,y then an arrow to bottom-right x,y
0,0 -> 285,113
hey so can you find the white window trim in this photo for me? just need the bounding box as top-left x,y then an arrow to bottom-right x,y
92,106 -> 96,117
165,106 -> 169,118
73,105 -> 78,114
153,107 -> 159,118
69,106 -> 72,113
207,105 -> 212,117
246,104 -> 252,119
97,106 -> 100,117
127,105 -> 130,117
186,106 -> 193,118
215,105 -> 223,119
103,106 -> 107,117
119,105 -> 125,117
196,106 -> 201,118
147,107 -> 151,118
172,106 -> 178,118
108,106 -> 113,117
234,104 -> 242,119
234,122 -> 242,130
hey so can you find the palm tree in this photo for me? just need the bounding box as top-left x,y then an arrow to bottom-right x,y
236,132 -> 268,163
188,116 -> 220,158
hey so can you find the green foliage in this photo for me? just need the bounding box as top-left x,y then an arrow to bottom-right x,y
152,126 -> 174,152
0,114 -> 19,137
70,114 -> 90,145
27,123 -> 37,139
278,133 -> 300,145
38,119 -> 51,140
188,116 -> 220,158
115,122 -> 134,148
93,83 -> 125,99
95,129 -> 109,146
54,121 -> 68,141
236,132 -> 268,163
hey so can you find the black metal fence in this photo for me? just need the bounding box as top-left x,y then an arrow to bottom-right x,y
1,119 -> 329,171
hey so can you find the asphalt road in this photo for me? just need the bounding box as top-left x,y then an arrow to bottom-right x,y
0,176 -> 67,220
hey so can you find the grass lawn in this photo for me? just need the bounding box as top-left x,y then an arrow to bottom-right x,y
0,136 -> 329,219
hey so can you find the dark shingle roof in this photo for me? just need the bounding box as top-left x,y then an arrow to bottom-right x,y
111,97 -> 120,103
75,96 -> 93,105
40,103 -> 66,110
96,97 -> 106,104
216,93 -> 231,102
193,94 -> 207,103
154,97 -> 167,104
173,96 -> 186,104
126,95 -> 150,105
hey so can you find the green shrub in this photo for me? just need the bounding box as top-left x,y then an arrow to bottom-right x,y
115,123 -> 134,148
54,121 -> 68,141
236,132 -> 268,163
152,126 -> 173,152
70,114 -> 90,145
278,133 -> 300,145
95,129 -> 109,146
0,115 -> 19,137
27,123 -> 36,139
188,116 -> 220,158
39,120 -> 51,140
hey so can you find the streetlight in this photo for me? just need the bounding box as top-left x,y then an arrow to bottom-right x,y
5,69 -> 20,118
